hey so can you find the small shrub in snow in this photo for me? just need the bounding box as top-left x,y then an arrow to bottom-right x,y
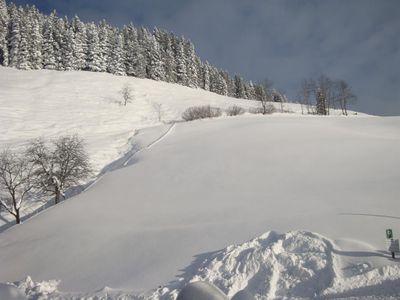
248,107 -> 263,114
225,105 -> 245,116
182,106 -> 222,121
249,103 -> 276,115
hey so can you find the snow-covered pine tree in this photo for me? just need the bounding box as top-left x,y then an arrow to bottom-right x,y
71,16 -> 86,70
136,26 -> 152,78
7,4 -> 21,68
63,27 -> 75,70
210,67 -> 228,96
184,40 -> 199,88
52,14 -> 67,70
0,0 -> 9,66
98,20 -> 110,72
85,22 -> 103,72
122,25 -> 139,76
108,29 -> 125,75
175,39 -> 188,86
16,7 -> 31,69
234,75 -> 247,99
146,34 -> 165,81
27,7 -> 42,69
220,70 -> 235,97
245,81 -> 256,100
0,0 -> 269,101
254,84 -> 267,102
159,31 -> 176,83
202,61 -> 211,91
41,16 -> 57,69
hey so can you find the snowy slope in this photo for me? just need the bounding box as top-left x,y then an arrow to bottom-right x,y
0,66 -> 264,226
0,112 -> 399,299
0,66 -> 359,227
0,66 -> 261,174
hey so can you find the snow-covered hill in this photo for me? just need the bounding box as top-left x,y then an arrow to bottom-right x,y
0,66 -> 354,226
0,66 -> 262,174
0,67 -> 399,299
0,66 -> 264,226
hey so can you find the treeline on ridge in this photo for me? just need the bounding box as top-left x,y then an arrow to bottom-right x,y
0,0 -> 271,101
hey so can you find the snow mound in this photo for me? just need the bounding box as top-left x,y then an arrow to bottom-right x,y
3,231 -> 400,299
0,276 -> 59,300
153,231 -> 334,299
152,231 -> 400,299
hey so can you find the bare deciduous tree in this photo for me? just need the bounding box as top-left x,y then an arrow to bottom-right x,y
152,102 -> 164,122
0,149 -> 35,224
299,79 -> 315,114
259,101 -> 276,115
120,84 -> 133,106
28,135 -> 92,205
299,75 -> 356,116
337,80 -> 356,116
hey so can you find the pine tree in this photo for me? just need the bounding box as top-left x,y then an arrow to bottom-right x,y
160,32 -> 176,83
63,27 -> 75,70
175,40 -> 188,86
123,24 -> 145,77
245,81 -> 256,100
0,0 -> 268,101
184,40 -> 198,88
52,13 -> 67,70
41,17 -> 56,69
16,7 -> 31,69
85,22 -> 102,72
0,0 -> 9,66
220,70 -> 235,97
146,34 -> 165,80
7,4 -> 20,68
254,84 -> 267,101
27,7 -> 42,69
71,16 -> 86,70
202,61 -> 211,91
210,67 -> 227,96
98,20 -> 110,72
108,30 -> 125,75
234,75 -> 247,99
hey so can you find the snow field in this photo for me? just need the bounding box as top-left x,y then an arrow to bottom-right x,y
0,67 -> 399,299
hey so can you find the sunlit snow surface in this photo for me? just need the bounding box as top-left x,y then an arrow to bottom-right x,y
0,67 -> 400,299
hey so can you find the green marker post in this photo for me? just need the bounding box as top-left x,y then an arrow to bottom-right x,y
386,229 -> 395,259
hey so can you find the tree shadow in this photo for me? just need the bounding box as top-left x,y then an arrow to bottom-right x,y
339,213 -> 400,220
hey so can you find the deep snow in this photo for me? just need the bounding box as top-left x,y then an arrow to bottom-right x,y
0,115 -> 399,298
0,67 -> 399,299
0,66 -> 264,226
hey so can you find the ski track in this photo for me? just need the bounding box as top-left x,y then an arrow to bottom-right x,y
0,123 -> 175,234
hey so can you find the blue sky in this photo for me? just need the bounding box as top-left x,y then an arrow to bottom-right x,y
12,0 -> 400,115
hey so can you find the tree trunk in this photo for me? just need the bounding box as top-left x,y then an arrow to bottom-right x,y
15,209 -> 20,224
55,187 -> 60,204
